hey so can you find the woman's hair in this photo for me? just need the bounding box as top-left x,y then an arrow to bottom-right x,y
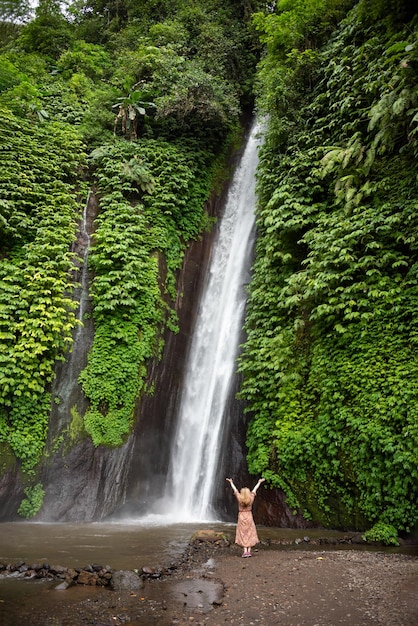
238,487 -> 252,507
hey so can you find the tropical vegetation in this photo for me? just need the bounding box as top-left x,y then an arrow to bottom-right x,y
0,0 -> 417,540
239,0 -> 418,542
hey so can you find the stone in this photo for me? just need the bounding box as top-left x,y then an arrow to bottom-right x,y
110,570 -> 144,591
92,563 -> 103,571
77,570 -> 99,586
191,530 -> 227,543
50,565 -> 67,575
29,564 -> 43,571
55,580 -> 75,590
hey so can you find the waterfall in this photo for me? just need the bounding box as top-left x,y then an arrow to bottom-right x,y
48,191 -> 94,441
162,121 -> 264,522
76,191 -> 92,329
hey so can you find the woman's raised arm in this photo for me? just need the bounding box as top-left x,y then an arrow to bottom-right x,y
251,477 -> 265,495
226,477 -> 239,493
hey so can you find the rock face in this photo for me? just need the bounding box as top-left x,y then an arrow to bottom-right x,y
0,465 -> 24,521
254,488 -> 320,529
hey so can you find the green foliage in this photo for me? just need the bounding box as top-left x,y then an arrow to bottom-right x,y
0,1 -> 257,481
16,1 -> 74,59
17,482 -> 45,518
109,42 -> 241,148
240,1 -> 418,533
0,107 -> 86,471
155,58 -> 240,143
79,137 -> 214,446
56,40 -> 112,80
363,522 -> 399,546
65,407 -> 86,445
2,0 -> 417,538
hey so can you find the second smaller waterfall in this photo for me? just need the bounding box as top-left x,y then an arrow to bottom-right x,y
48,191 -> 94,440
162,122 -> 263,522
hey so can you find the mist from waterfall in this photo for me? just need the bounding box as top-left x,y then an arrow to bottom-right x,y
161,121 -> 264,522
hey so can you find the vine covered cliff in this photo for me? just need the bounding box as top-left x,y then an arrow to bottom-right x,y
239,0 -> 418,543
0,0 -> 417,541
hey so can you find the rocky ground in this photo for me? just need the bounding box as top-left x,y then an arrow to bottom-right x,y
1,534 -> 417,626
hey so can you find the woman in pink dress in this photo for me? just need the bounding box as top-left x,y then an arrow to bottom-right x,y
226,477 -> 265,557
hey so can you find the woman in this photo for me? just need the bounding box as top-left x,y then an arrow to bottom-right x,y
226,477 -> 265,557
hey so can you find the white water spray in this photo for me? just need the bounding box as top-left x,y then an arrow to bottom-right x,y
76,191 -> 92,328
163,121 -> 264,522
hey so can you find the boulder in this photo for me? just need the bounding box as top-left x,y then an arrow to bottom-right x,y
77,570 -> 98,586
110,570 -> 144,591
55,580 -> 75,591
191,530 -> 227,543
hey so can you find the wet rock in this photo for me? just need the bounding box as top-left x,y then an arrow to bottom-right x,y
255,488 -> 320,528
66,568 -> 78,580
50,565 -> 67,576
55,580 -> 75,590
29,563 -> 43,571
92,563 -> 103,571
77,570 -> 99,586
110,570 -> 144,591
190,529 -> 227,543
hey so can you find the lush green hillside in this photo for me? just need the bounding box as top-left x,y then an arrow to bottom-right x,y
0,0 -> 260,514
239,0 -> 418,543
1,0 -> 417,540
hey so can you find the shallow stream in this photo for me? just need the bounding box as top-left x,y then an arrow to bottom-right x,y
0,521 -> 416,625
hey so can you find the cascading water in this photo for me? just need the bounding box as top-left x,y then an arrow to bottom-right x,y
162,121 -> 264,522
48,191 -> 93,441
75,191 -> 92,332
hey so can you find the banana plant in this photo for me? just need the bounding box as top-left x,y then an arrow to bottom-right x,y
112,91 -> 157,140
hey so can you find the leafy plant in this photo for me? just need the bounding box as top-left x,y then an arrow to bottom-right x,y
17,482 -> 45,518
363,522 -> 399,546
239,0 -> 418,534
79,136 -> 215,446
112,90 -> 157,140
0,106 -> 86,472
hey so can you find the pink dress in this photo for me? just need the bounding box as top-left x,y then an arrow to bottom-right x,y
234,491 -> 259,548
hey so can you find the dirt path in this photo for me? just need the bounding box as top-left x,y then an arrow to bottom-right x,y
5,542 -> 417,626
